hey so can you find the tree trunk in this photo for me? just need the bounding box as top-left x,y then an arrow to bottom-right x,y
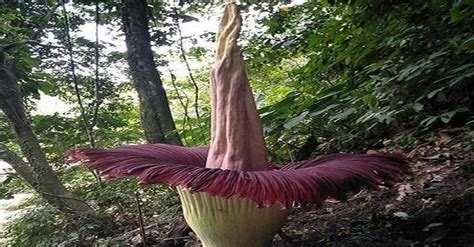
121,0 -> 182,146
120,0 -> 189,237
0,55 -> 92,213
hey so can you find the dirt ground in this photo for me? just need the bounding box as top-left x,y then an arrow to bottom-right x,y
277,128 -> 474,246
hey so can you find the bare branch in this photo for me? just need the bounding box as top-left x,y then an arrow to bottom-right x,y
90,0 -> 102,132
173,9 -> 201,120
26,40 -> 66,50
40,191 -> 93,210
169,70 -> 190,146
31,2 -> 62,40
0,144 -> 35,184
61,0 -> 101,185
61,0 -> 94,146
1,40 -> 66,51
135,192 -> 147,246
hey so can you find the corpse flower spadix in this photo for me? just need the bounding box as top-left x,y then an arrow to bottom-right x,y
69,3 -> 408,247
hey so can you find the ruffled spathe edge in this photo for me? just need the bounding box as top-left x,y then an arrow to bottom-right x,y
68,144 -> 408,209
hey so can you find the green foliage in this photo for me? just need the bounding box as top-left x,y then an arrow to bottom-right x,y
165,65 -> 212,147
62,166 -> 180,216
2,168 -> 180,245
0,175 -> 30,200
244,0 -> 474,161
3,200 -> 121,246
4,205 -> 62,246
0,2 -> 178,245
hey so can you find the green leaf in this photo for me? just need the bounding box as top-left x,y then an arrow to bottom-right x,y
450,8 -> 463,22
310,104 -> 340,116
440,111 -> 457,123
283,111 -> 309,129
441,107 -> 470,123
458,37 -> 474,51
411,103 -> 424,112
329,108 -> 356,122
421,116 -> 439,127
427,88 -> 444,99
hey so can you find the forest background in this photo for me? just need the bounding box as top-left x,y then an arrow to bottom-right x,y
0,0 -> 472,245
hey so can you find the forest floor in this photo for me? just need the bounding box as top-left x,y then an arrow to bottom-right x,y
277,127 -> 474,247
117,127 -> 473,247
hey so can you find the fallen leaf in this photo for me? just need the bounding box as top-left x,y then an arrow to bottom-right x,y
422,154 -> 441,160
424,227 -> 449,243
393,212 -> 409,218
423,222 -> 444,231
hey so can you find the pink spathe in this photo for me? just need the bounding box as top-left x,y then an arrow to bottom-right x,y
206,3 -> 269,171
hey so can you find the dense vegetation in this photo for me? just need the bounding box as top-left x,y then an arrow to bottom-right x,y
246,0 -> 473,160
0,0 -> 472,245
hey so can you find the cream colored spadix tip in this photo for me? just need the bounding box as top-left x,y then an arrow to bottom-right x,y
215,2 -> 242,61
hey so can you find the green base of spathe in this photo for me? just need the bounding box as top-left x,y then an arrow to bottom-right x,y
178,187 -> 289,247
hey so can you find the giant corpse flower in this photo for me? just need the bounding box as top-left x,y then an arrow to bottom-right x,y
69,3 -> 408,247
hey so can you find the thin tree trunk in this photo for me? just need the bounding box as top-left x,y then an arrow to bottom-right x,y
173,10 -> 200,120
0,56 -> 92,213
121,0 -> 182,146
